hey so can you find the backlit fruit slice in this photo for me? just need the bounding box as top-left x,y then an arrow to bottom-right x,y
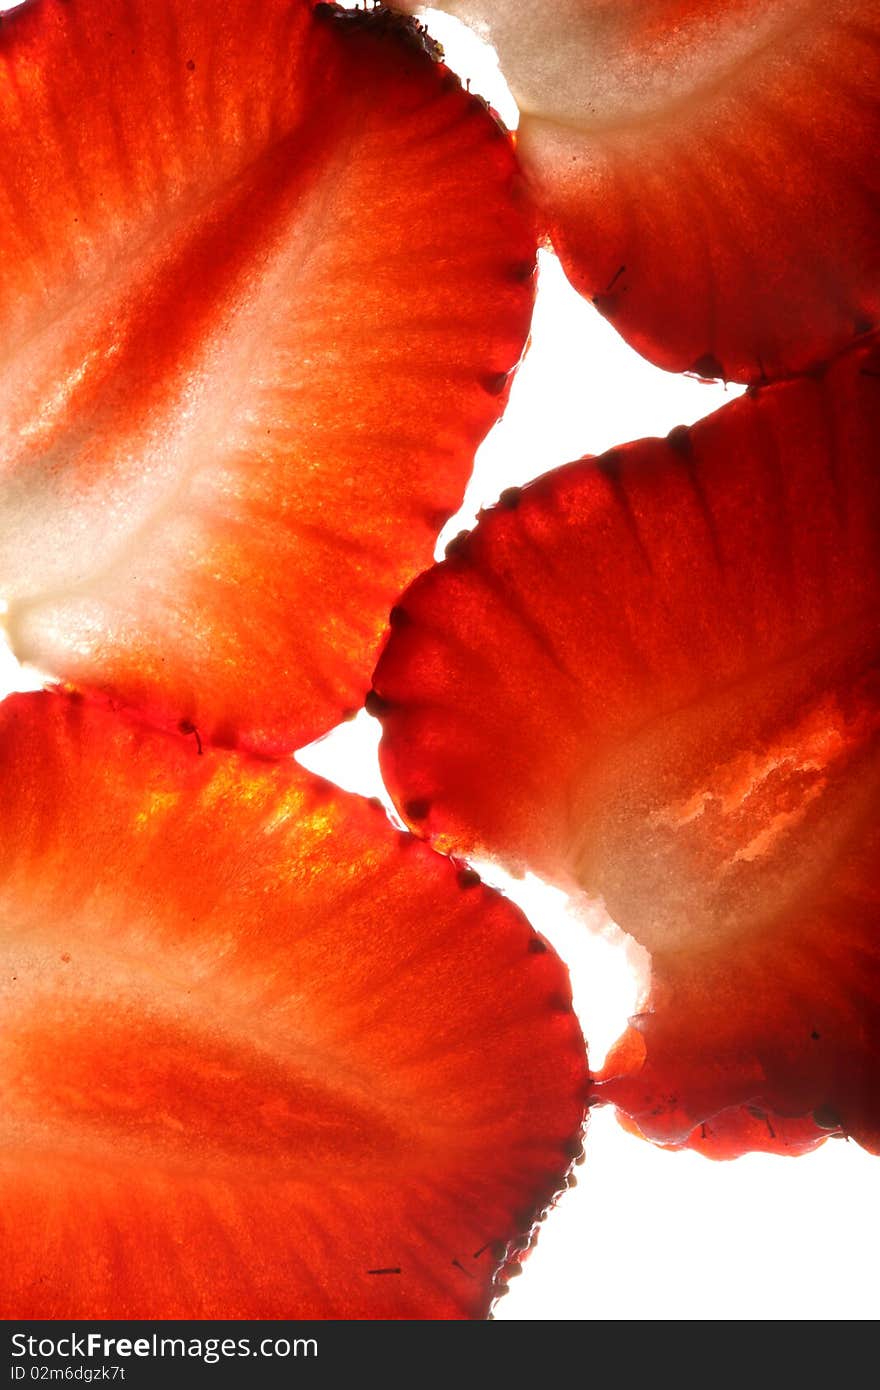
0,1 -> 534,756
373,333 -> 880,1155
613,1104 -> 829,1161
0,689 -> 585,1319
395,0 -> 880,382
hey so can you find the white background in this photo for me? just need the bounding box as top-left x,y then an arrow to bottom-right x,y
1,0 -> 876,1321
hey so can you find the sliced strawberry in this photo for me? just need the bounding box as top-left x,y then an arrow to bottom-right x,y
374,334 -> 880,1155
395,0 -> 880,381
613,1104 -> 829,1161
0,1 -> 534,755
0,689 -> 585,1318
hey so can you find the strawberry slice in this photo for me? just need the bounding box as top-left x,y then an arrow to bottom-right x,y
373,333 -> 880,1155
0,0 -> 533,755
0,689 -> 585,1318
395,0 -> 880,381
613,1104 -> 829,1161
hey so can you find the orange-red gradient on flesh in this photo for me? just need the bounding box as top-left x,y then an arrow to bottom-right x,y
0,0 -> 534,754
394,0 -> 880,382
374,333 -> 880,1156
0,691 -> 585,1317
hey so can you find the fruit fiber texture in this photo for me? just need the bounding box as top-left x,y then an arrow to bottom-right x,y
0,0 -> 534,755
374,333 -> 880,1157
394,0 -> 880,382
0,691 -> 586,1318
